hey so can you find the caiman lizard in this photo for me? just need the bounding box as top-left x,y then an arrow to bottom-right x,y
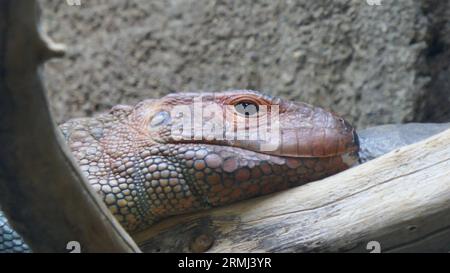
0,90 -> 381,252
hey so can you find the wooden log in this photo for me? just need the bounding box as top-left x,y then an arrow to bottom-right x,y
0,0 -> 140,252
134,128 -> 450,253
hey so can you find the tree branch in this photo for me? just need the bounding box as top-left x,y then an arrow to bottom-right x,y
134,128 -> 450,253
0,0 -> 140,253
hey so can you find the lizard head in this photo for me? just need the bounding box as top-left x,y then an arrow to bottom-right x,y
136,90 -> 358,160
67,90 -> 359,231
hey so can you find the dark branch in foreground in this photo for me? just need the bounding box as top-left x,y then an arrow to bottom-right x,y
0,0 -> 140,253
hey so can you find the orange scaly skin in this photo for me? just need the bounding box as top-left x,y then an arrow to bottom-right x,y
59,90 -> 359,233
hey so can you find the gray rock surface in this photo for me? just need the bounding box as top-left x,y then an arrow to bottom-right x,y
39,0 -> 448,128
358,123 -> 450,163
416,0 -> 450,123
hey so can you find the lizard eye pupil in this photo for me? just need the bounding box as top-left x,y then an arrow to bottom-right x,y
234,101 -> 259,116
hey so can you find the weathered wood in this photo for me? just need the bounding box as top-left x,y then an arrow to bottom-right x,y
1,0 -> 448,253
0,0 -> 140,252
134,128 -> 450,253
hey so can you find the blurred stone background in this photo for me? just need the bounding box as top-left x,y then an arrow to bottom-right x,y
39,0 -> 449,129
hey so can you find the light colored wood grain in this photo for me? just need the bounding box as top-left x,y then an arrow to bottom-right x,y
0,0 -> 140,253
135,128 -> 450,253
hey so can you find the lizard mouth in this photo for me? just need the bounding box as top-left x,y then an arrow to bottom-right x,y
231,128 -> 359,157
167,127 -> 360,169
209,127 -> 359,158
227,116 -> 360,163
168,127 -> 360,171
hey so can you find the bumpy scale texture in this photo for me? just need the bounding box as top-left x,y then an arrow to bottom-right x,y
0,91 -> 359,252
0,211 -> 31,253
59,90 -> 358,232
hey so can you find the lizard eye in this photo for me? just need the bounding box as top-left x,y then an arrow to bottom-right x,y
234,101 -> 259,117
